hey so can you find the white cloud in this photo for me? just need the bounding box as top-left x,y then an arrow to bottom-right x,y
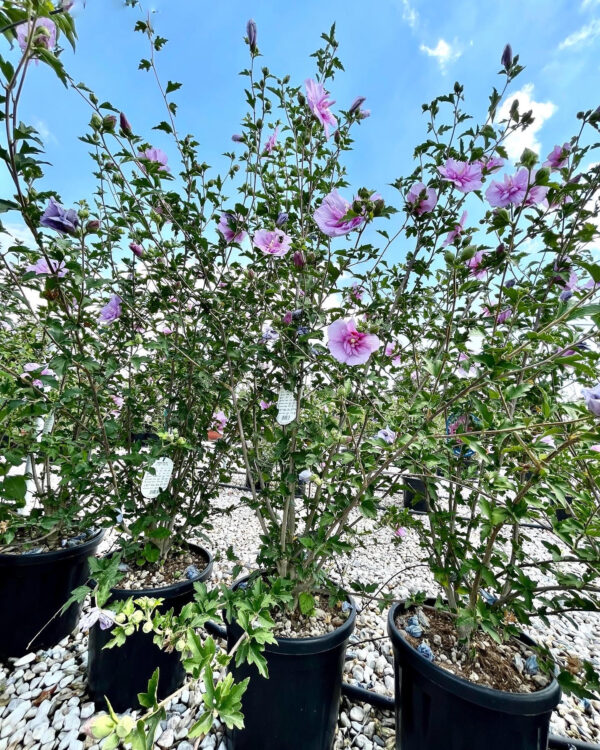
558,18 -> 600,49
497,83 -> 556,160
1,222 -> 35,247
400,0 -> 418,29
580,0 -> 600,10
419,39 -> 462,73
32,119 -> 57,145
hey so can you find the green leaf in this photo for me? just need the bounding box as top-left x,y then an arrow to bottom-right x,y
0,198 -> 19,213
299,592 -> 315,615
2,474 -> 27,501
137,668 -> 159,709
166,80 -> 182,94
189,711 -> 214,739
504,383 -> 532,401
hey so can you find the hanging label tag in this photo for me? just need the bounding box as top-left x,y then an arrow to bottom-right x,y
276,388 -> 296,425
141,457 -> 174,498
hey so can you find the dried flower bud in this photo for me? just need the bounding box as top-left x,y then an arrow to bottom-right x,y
246,19 -> 257,52
501,43 -> 513,71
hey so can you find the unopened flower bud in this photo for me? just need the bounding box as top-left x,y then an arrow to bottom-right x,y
373,199 -> 385,216
231,133 -> 244,142
129,242 -> 143,258
86,219 -> 100,232
256,118 -> 263,130
496,243 -> 506,256
103,115 -> 117,131
246,19 -> 257,52
276,211 -> 289,226
90,114 -> 103,131
334,129 -> 341,144
298,92 -> 306,106
119,111 -> 132,134
349,96 -> 366,114
293,250 -> 306,269
590,106 -> 600,124
501,43 -> 513,71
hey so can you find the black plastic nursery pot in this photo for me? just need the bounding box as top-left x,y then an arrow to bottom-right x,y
87,543 -> 213,712
403,477 -> 430,514
225,583 -> 357,750
0,529 -> 104,661
388,601 -> 562,750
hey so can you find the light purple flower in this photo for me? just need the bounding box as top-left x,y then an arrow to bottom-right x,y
443,211 -> 467,246
32,379 -> 43,388
590,445 -> 600,453
217,214 -> 246,244
349,96 -> 366,114
260,327 -> 279,343
466,250 -> 487,280
327,318 -> 380,366
359,109 -> 371,119
385,343 -> 402,366
497,308 -> 512,324
79,607 -> 116,632
41,367 -> 55,378
485,169 -> 529,208
538,435 -> 556,449
40,197 -> 79,235
438,159 -> 483,193
99,295 -> 122,324
560,271 -> 579,302
456,353 -> 476,379
138,147 -> 170,174
406,182 -> 438,216
22,363 -> 42,375
394,527 -> 407,539
522,178 -> 549,207
583,385 -> 600,417
119,112 -> 132,134
259,400 -> 273,410
17,17 -> 56,54
212,410 -> 228,432
313,190 -> 365,237
246,19 -> 257,52
161,326 -> 174,335
480,156 -> 505,173
544,143 -> 570,170
305,79 -> 337,139
276,212 -> 289,226
129,242 -> 143,258
351,283 -> 364,302
26,257 -> 67,277
377,427 -> 396,444
253,229 -> 292,257
264,126 -> 279,154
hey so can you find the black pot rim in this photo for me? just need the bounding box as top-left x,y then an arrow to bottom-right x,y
230,574 -> 357,655
107,542 -> 214,602
388,600 -> 561,714
0,528 -> 105,567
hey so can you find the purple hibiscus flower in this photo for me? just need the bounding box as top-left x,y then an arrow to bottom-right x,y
583,385 -> 600,417
212,410 -> 228,432
305,79 -> 337,139
479,156 -> 505,173
138,147 -> 170,174
253,229 -> 292,257
313,190 -> 365,237
17,17 -> 56,54
79,607 -> 116,632
26,257 -> 67,277
485,169 -> 529,208
376,427 -> 396,444
217,214 -> 247,244
264,126 -> 279,154
327,318 -> 380,366
40,197 -> 79,235
466,250 -> 487,280
544,143 -> 571,170
438,159 -> 483,193
443,211 -> 468,246
406,182 -> 438,216
99,295 -> 122,324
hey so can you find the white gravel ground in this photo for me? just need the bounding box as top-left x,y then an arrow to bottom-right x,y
1,484 -> 599,749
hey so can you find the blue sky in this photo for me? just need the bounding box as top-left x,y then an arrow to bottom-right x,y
2,0 -> 600,242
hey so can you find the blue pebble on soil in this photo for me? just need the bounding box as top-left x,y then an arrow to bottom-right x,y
185,565 -> 200,580
524,655 -> 539,675
405,624 -> 423,638
417,643 -> 434,661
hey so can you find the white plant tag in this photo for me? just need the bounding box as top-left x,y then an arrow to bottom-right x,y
141,457 -> 174,499
276,388 -> 296,425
